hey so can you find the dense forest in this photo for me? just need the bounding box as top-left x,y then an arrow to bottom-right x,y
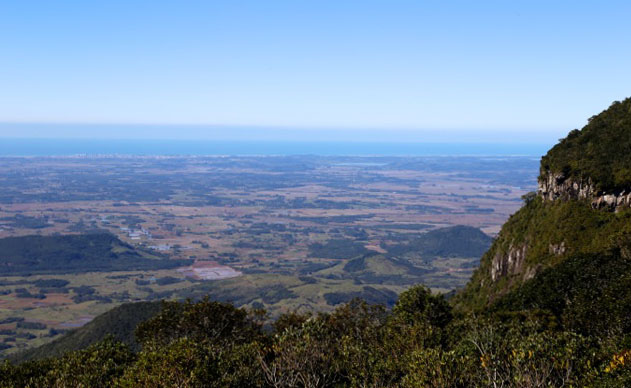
541,98 -> 631,192
0,234 -> 191,275
2,289 -> 629,387
3,99 -> 631,386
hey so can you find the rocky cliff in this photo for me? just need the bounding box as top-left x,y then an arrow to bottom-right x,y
454,97 -> 631,311
538,171 -> 631,211
489,243 -> 527,282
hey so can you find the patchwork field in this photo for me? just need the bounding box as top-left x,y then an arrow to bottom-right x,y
0,155 -> 538,356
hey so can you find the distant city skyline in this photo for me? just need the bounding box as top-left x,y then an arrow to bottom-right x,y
1,1 -> 629,142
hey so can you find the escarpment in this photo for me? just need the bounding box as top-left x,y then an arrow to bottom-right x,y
490,244 -> 528,282
538,170 -> 631,211
538,173 -> 595,202
537,98 -> 631,210
454,97 -> 631,311
538,98 -> 631,208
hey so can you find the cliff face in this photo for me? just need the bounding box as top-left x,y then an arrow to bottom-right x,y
539,98 -> 631,194
490,244 -> 528,282
538,171 -> 631,211
454,97 -> 631,311
538,173 -> 595,201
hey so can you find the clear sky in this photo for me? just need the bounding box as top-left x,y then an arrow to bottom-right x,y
0,1 -> 629,142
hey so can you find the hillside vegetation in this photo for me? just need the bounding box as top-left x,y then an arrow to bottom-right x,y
10,302 -> 162,363
4,99 -> 631,386
453,197 -> 631,310
384,225 -> 492,258
2,291 -> 628,387
541,98 -> 631,192
0,234 -> 191,275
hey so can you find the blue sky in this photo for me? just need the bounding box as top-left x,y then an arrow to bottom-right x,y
0,1 -> 629,142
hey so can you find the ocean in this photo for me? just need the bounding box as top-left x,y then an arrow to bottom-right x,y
0,139 -> 549,157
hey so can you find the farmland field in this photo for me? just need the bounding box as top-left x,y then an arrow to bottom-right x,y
0,155 -> 538,356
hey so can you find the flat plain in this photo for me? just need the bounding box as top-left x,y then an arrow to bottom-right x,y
0,155 -> 538,356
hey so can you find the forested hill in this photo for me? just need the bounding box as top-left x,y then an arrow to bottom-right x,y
385,225 -> 492,258
0,234 -> 191,275
10,302 -> 162,363
454,97 -> 631,311
4,99 -> 631,386
540,98 -> 631,194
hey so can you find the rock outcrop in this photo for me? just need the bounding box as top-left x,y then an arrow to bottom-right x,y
549,242 -> 566,256
538,172 -> 595,201
538,171 -> 631,211
490,244 -> 527,282
455,98 -> 631,311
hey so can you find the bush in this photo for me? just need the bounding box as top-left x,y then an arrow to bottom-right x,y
393,285 -> 452,328
17,321 -> 47,330
155,276 -> 182,286
34,279 -> 70,288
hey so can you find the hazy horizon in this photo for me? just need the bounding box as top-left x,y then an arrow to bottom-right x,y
0,138 -> 549,157
0,122 -> 567,144
2,1 -> 630,142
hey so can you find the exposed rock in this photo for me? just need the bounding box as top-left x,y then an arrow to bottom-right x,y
491,244 -> 527,281
522,265 -> 538,281
538,171 -> 631,212
592,190 -> 631,211
549,242 -> 566,256
490,241 -> 567,286
538,172 -> 595,201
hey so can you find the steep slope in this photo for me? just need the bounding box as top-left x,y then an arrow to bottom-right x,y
5,101 -> 631,386
540,98 -> 631,208
10,301 -> 162,362
454,98 -> 631,312
385,225 -> 492,258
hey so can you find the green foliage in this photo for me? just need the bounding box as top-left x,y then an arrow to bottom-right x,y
1,338 -> 134,388
12,301 -> 162,362
2,295 -> 630,387
16,322 -> 46,330
118,339 -> 264,388
272,311 -> 311,332
521,191 -> 537,205
459,317 -> 599,387
308,239 -> 370,259
401,348 -> 476,387
493,249 -> 631,336
154,276 -> 182,286
6,98 -> 631,385
43,338 -> 135,387
0,215 -> 51,229
261,320 -> 343,387
323,286 -> 398,307
33,279 -> 70,288
0,233 -> 192,275
261,299 -> 412,387
393,285 -> 452,328
455,197 -> 631,311
175,276 -> 301,307
385,225 -> 492,258
541,98 -> 631,192
135,298 -> 263,347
